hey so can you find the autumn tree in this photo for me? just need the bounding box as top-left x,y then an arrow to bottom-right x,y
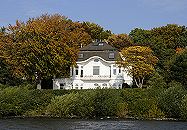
81,22 -> 111,41
118,46 -> 158,88
1,14 -> 91,85
107,34 -> 133,50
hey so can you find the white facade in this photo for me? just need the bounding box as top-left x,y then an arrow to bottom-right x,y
52,42 -> 133,89
53,56 -> 132,89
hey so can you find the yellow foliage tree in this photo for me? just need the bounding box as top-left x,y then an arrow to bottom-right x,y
118,46 -> 158,88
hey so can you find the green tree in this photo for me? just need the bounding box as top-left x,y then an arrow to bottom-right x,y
107,34 -> 133,50
168,50 -> 187,87
129,28 -> 151,45
81,22 -> 111,41
1,14 -> 91,84
118,46 -> 158,88
129,24 -> 187,84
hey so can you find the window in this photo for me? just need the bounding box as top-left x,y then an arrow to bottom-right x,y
109,53 -> 115,59
75,66 -> 79,75
113,68 -> 116,75
78,54 -> 83,58
119,67 -> 121,73
94,59 -> 99,62
81,70 -> 83,77
93,42 -> 99,46
94,83 -> 99,86
93,66 -> 100,75
80,66 -> 83,77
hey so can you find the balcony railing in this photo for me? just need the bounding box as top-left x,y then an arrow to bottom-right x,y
80,75 -> 111,80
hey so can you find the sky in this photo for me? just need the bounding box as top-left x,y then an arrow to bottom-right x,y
0,0 -> 187,34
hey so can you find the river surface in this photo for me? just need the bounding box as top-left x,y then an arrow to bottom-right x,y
0,118 -> 187,130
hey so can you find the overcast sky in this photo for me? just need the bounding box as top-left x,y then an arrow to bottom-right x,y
0,0 -> 187,34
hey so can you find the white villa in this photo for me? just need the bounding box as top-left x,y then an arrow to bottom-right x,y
52,41 -> 133,89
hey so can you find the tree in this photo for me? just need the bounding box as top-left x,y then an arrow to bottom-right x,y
1,14 -> 91,85
118,46 -> 158,88
107,34 -> 133,50
129,28 -> 151,45
81,22 -> 111,41
129,25 -> 187,84
168,50 -> 187,87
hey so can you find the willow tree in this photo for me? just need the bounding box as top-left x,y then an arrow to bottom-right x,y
1,14 -> 91,83
118,46 -> 158,88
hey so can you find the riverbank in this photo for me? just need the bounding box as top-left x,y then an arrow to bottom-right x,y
0,84 -> 187,120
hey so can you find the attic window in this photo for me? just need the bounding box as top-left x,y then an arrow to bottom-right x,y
109,53 -> 115,59
93,42 -> 99,46
78,54 -> 84,58
94,59 -> 99,62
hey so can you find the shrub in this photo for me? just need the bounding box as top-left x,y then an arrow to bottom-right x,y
147,72 -> 167,88
0,84 -> 9,90
46,93 -> 79,118
157,86 -> 186,118
116,102 -> 129,118
0,87 -> 30,116
93,89 -> 122,117
130,99 -> 164,119
120,88 -> 148,103
24,89 -> 53,116
46,91 -> 96,118
180,95 -> 187,120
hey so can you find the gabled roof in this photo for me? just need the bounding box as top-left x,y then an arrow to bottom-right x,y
80,41 -> 117,51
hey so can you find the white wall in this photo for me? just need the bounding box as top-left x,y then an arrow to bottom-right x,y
52,56 -> 133,89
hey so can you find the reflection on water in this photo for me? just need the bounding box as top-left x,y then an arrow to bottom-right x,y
0,118 -> 187,130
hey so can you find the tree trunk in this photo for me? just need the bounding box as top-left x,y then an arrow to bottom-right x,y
134,77 -> 144,88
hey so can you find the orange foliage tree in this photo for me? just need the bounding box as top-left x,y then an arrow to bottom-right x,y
1,14 -> 91,82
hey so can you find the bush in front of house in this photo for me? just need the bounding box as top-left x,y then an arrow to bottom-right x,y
0,87 -> 30,117
130,98 -> 165,119
157,86 -> 186,118
179,95 -> 187,120
0,84 -> 187,120
46,91 -> 96,118
93,89 -> 122,117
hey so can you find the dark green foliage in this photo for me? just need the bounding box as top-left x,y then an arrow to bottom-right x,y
157,86 -> 186,118
147,72 -> 167,88
93,89 -> 122,117
180,95 -> 187,120
169,51 -> 187,86
81,22 -> 112,40
131,99 -> 164,119
0,85 -> 187,120
0,59 -> 24,86
46,91 -> 96,118
0,87 -> 30,116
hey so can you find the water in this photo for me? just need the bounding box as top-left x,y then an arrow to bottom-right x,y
0,118 -> 187,130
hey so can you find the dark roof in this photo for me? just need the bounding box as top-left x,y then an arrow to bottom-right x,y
77,42 -> 120,61
80,42 -> 117,51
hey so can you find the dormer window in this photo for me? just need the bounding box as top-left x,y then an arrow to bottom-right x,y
109,53 -> 115,59
78,53 -> 84,58
94,59 -> 99,62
